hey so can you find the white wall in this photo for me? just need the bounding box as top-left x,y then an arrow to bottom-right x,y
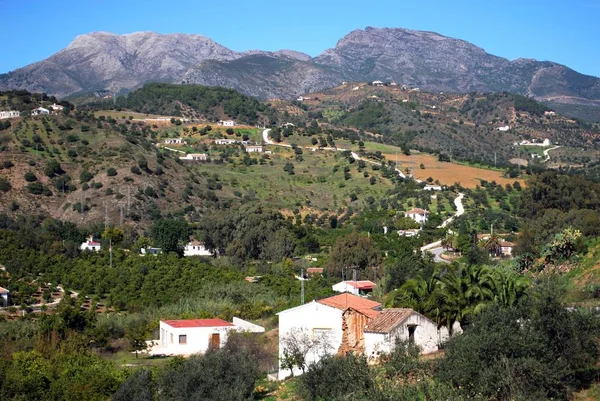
278,301 -> 342,379
364,313 -> 442,359
332,282 -> 359,295
184,243 -> 212,256
159,322 -> 233,356
233,317 -> 265,333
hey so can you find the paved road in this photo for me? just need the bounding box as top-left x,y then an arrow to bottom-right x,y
428,246 -> 450,264
438,192 -> 465,228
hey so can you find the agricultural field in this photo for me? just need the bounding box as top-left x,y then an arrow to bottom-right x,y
383,152 -> 525,188
188,146 -> 395,212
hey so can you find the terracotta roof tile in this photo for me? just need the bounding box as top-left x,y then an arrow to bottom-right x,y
318,293 -> 381,315
405,208 -> 429,214
162,318 -> 233,328
364,308 -> 416,333
344,280 -> 377,289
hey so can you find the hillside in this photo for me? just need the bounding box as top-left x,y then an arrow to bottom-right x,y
1,28 -> 600,115
282,83 -> 600,166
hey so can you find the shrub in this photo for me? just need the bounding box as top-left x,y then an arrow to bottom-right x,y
130,166 -> 141,175
24,171 -> 37,182
0,178 -> 11,192
3,161 -> 14,169
27,182 -> 52,196
107,167 -> 117,177
80,170 -> 94,183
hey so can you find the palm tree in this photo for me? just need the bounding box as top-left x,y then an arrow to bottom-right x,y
478,235 -> 502,257
491,269 -> 530,307
385,275 -> 442,324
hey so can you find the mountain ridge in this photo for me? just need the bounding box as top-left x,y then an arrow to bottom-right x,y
1,27 -> 599,109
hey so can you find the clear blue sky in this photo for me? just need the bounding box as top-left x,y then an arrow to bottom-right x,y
1,0 -> 598,77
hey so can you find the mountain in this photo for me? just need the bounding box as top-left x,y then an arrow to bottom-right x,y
2,28 -> 600,109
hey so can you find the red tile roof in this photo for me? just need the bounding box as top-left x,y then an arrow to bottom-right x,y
501,241 -> 515,247
344,280 -> 377,290
318,293 -> 381,316
306,268 -> 324,274
87,241 -> 101,246
162,318 -> 233,328
364,308 -> 416,333
405,208 -> 429,214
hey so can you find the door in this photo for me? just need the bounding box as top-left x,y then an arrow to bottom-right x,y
408,325 -> 417,343
210,333 -> 221,349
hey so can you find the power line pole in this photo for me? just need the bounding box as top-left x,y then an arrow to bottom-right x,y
119,205 -> 124,226
127,185 -> 131,212
300,268 -> 305,305
104,203 -> 109,230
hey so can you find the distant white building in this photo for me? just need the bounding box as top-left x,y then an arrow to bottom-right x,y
404,208 -> 429,224
184,240 -> 212,257
372,80 -> 384,86
497,125 -> 510,132
245,145 -> 264,153
544,111 -> 556,116
0,286 -> 9,307
50,103 -> 64,112
140,247 -> 162,256
164,138 -> 183,145
80,236 -> 101,252
332,280 -> 377,296
31,107 -> 50,116
152,317 -> 264,356
215,138 -> 239,145
397,229 -> 420,237
218,120 -> 236,127
423,184 -> 442,191
179,153 -> 208,161
0,110 -> 20,119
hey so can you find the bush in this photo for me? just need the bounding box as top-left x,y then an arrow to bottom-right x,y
27,182 -> 52,196
0,177 -> 11,192
2,160 -> 14,169
298,354 -> 374,401
80,170 -> 94,183
130,166 -> 141,175
24,171 -> 37,182
107,167 -> 117,177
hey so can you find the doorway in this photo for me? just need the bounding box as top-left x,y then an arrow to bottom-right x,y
210,333 -> 221,349
408,325 -> 417,343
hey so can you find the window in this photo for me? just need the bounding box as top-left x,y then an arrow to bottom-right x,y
170,333 -> 173,344
179,335 -> 187,344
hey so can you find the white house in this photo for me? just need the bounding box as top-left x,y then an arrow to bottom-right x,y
404,208 -> 429,224
423,184 -> 442,191
332,280 -> 377,296
278,293 -> 381,379
153,317 -> 264,356
140,247 -> 162,256
179,153 -> 208,161
0,286 -> 8,307
31,107 -> 50,116
497,125 -> 510,132
0,110 -> 20,119
80,236 -> 101,252
544,111 -> 556,116
164,138 -> 183,145
219,120 -> 236,127
50,103 -> 64,112
372,80 -> 384,86
245,145 -> 264,153
184,240 -> 212,256
397,229 -> 420,237
215,138 -> 238,145
364,308 -> 449,359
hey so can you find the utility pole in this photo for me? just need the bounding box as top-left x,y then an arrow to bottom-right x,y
104,203 -> 109,230
80,190 -> 84,220
494,152 -> 497,168
127,185 -> 131,212
119,205 -> 124,226
300,268 -> 305,305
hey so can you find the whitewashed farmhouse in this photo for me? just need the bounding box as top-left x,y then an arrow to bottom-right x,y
152,317 -> 264,356
404,208 -> 429,224
332,280 -> 376,296
218,120 -> 236,127
80,236 -> 101,251
364,308 -> 448,359
31,107 -> 50,116
164,138 -> 183,145
179,153 -> 208,161
184,240 -> 212,256
0,110 -> 20,119
278,293 -> 381,379
245,145 -> 264,153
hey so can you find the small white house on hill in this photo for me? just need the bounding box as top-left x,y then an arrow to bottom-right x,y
164,138 -> 183,145
0,287 -> 9,307
364,308 -> 448,358
245,145 -> 264,153
404,208 -> 429,224
31,107 -> 50,116
80,236 -> 101,252
179,153 -> 208,161
0,110 -> 20,119
152,317 -> 264,356
218,120 -> 236,127
184,240 -> 212,257
332,280 -> 377,296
